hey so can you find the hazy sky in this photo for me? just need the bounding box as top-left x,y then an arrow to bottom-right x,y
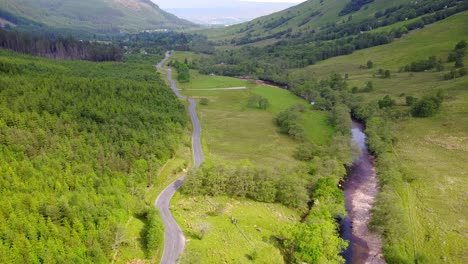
152,0 -> 306,8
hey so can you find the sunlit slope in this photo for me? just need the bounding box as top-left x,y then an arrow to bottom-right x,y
206,0 -> 410,43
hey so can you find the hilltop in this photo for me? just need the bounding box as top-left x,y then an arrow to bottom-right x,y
0,0 -> 194,34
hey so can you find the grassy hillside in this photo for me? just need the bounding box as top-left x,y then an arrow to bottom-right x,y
0,49 -> 187,263
207,0 -> 414,44
0,0 -> 194,34
197,0 -> 466,86
289,12 -> 468,263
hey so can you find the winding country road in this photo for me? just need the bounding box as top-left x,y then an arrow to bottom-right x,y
155,52 -> 204,264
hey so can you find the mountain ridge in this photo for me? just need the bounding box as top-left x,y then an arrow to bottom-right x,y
0,0 -> 195,34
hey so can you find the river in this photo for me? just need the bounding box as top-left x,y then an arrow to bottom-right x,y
341,121 -> 385,264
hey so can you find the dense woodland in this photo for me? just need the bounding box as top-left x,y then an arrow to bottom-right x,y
0,50 -> 186,262
116,32 -> 214,55
0,28 -> 123,61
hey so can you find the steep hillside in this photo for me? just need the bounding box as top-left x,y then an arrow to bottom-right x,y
0,0 -> 194,34
197,0 -> 467,84
207,0 -> 466,46
207,0 -> 400,42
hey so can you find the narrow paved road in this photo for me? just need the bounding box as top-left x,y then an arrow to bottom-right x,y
155,52 -> 204,264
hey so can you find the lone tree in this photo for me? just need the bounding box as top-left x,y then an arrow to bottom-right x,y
367,60 -> 374,69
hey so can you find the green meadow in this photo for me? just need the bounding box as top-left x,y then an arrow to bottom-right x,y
171,195 -> 298,263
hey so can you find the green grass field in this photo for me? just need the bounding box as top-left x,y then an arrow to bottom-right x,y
183,83 -> 332,166
171,195 -> 298,263
165,51 -> 334,262
289,12 -> 468,263
252,84 -> 334,145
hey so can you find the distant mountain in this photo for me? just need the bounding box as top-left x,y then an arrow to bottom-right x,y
0,0 -> 195,34
208,0 -> 434,43
166,2 -> 297,26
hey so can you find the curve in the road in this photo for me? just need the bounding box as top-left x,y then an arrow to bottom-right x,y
155,52 -> 204,264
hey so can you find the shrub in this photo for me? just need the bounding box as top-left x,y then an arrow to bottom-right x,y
405,96 -> 417,106
294,142 -> 320,161
455,40 -> 467,50
276,105 -> 305,140
144,208 -> 164,258
362,81 -> 374,92
411,95 -> 442,117
378,95 -> 396,109
200,98 -> 209,105
455,57 -> 464,68
248,95 -> 269,109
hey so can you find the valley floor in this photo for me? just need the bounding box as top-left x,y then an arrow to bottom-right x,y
161,52 -> 335,263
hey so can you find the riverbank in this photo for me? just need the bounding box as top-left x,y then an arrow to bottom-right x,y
342,121 -> 384,264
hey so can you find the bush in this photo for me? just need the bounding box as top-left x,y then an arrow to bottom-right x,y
362,81 -> 374,92
384,70 -> 391,78
403,56 -> 440,72
411,95 -> 443,117
459,68 -> 467,76
444,69 -> 457,80
294,142 -> 321,161
144,208 -> 164,258
200,98 -> 209,105
192,221 -> 211,240
248,95 -> 269,109
448,49 -> 464,62
405,96 -> 417,106
276,105 -> 305,140
455,57 -> 464,68
455,40 -> 467,50
378,95 -> 396,109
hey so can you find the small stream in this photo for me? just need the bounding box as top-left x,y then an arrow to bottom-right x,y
341,121 -> 385,264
